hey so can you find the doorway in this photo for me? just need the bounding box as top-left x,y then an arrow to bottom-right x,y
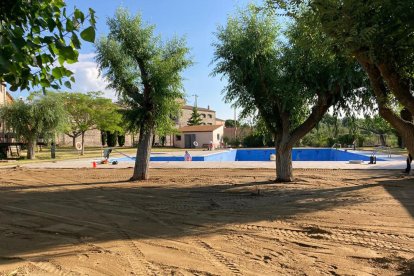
184,134 -> 196,148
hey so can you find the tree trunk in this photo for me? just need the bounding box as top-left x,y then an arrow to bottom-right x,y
27,140 -> 36,160
357,56 -> 414,158
72,136 -> 76,148
275,144 -> 293,182
152,134 -> 156,147
379,134 -> 386,147
81,132 -> 85,155
131,128 -> 153,181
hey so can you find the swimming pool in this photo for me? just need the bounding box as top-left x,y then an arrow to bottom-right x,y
116,148 -> 382,162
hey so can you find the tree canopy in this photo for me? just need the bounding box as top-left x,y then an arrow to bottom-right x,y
311,0 -> 414,157
187,107 -> 203,126
265,0 -> 414,161
96,8 -> 191,180
0,0 -> 96,91
224,119 -> 240,128
60,91 -> 122,154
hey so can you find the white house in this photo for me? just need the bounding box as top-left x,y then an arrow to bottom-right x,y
174,125 -> 224,149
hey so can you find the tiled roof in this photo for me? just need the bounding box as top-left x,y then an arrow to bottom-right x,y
178,125 -> 223,132
182,105 -> 215,112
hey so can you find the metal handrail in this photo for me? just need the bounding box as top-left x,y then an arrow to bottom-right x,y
331,143 -> 341,149
373,145 -> 392,158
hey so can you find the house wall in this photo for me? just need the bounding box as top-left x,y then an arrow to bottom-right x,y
56,129 -> 136,147
178,107 -> 216,127
216,120 -> 225,126
173,126 -> 224,149
212,127 -> 224,148
223,127 -> 253,141
0,83 -> 14,141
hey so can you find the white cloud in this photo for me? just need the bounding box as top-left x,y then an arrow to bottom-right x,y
66,53 -> 117,100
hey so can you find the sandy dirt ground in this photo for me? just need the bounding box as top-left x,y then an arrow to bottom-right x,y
0,168 -> 413,275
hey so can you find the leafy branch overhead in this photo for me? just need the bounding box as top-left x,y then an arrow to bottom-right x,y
0,0 -> 96,91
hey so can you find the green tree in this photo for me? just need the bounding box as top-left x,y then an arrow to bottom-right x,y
187,107 -> 203,126
224,119 -> 240,128
61,92 -> 122,155
118,134 -> 126,147
106,131 -> 118,147
0,0 -> 96,91
101,131 -> 107,146
0,94 -> 67,159
311,0 -> 414,157
213,7 -> 363,181
266,0 -> 414,160
359,115 -> 394,147
96,9 -> 191,180
321,114 -> 339,138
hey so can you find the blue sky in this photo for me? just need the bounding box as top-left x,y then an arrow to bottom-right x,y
74,0 -> 261,120
15,0 -> 261,120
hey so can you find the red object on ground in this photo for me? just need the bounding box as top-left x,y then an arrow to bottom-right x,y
92,161 -> 97,168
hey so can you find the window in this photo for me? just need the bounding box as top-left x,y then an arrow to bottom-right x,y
208,123 -> 212,125
175,135 -> 181,141
217,133 -> 220,140
202,113 -> 206,118
208,114 -> 212,118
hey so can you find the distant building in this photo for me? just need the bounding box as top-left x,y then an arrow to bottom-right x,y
215,118 -> 225,126
0,83 -> 14,143
174,125 -> 224,149
178,105 -> 216,126
57,103 -> 223,147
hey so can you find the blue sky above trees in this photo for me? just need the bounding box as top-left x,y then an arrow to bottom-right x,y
13,0 -> 258,120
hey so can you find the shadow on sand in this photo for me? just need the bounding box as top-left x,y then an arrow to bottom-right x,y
0,168 -> 412,268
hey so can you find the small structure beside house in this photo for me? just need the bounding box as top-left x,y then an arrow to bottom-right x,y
174,125 -> 224,149
215,118 -> 225,126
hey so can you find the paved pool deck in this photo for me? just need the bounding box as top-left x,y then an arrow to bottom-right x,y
7,149 -> 408,170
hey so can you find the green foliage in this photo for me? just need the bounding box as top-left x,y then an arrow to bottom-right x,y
0,93 -> 67,158
118,134 -> 125,147
337,134 -> 355,146
95,8 -> 192,135
224,119 -> 240,128
359,115 -> 394,136
61,91 -> 122,136
0,0 -> 96,90
311,0 -> 414,79
106,131 -> 117,147
242,134 -> 270,148
228,138 -> 242,148
187,107 -> 203,126
308,0 -> 414,154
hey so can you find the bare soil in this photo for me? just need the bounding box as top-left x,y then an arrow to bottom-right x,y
0,168 -> 413,275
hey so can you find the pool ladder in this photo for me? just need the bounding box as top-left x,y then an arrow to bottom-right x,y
331,143 -> 342,149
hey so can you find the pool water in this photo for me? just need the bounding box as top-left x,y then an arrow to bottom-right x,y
115,148 -> 382,162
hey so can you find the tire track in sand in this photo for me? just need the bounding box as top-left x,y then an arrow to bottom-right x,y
104,186 -> 243,276
26,171 -> 159,276
29,261 -> 80,276
230,223 -> 414,253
